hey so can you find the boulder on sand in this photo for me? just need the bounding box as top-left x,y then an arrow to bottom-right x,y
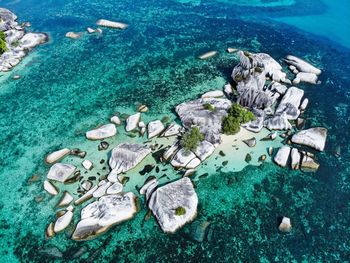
148,177 -> 198,233
274,146 -> 291,167
148,120 -> 165,139
86,124 -> 116,140
72,192 -> 137,240
291,127 -> 327,151
47,163 -> 76,183
125,113 -> 141,132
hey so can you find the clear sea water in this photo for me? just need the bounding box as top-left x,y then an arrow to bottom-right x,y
0,0 -> 349,262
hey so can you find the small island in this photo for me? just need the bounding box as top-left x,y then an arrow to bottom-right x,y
0,8 -> 48,72
40,46 -> 328,241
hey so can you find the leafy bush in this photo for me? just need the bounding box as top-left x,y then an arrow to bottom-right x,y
175,207 -> 186,216
180,127 -> 204,152
222,104 -> 255,135
11,40 -> 20,47
222,115 -> 240,135
203,103 -> 215,112
0,31 -> 8,55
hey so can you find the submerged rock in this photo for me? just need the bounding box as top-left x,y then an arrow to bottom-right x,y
108,143 -> 151,182
148,177 -> 198,233
301,155 -> 320,171
65,32 -> 80,39
148,120 -> 165,139
45,148 -> 70,164
274,146 -> 291,167
72,192 -> 137,240
291,127 -> 327,151
96,19 -> 128,29
86,124 -> 116,140
278,217 -> 292,233
189,220 -> 210,242
47,163 -> 76,183
198,51 -> 217,60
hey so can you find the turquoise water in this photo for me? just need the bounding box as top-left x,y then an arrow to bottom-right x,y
0,0 -> 350,262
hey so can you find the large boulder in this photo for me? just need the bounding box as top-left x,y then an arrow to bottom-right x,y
290,148 -> 301,170
148,120 -> 165,139
125,113 -> 141,132
175,98 -> 231,145
275,87 -> 304,120
194,140 -> 215,161
264,113 -> 292,130
148,178 -> 198,233
86,124 -> 116,140
45,148 -> 70,164
108,143 -> 151,182
291,127 -> 327,151
284,55 -> 322,75
47,163 -> 76,183
171,148 -> 201,169
274,146 -> 291,167
72,192 -> 137,240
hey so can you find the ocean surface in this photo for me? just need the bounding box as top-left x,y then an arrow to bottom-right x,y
0,0 -> 350,262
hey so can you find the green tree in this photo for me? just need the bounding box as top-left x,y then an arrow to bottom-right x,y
222,115 -> 240,135
203,103 -> 216,112
180,127 -> 204,152
0,31 -> 8,55
222,104 -> 255,135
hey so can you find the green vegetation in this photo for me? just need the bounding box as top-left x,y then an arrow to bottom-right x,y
175,206 -> 186,216
11,40 -> 20,47
222,104 -> 255,135
0,31 -> 8,55
180,127 -> 204,152
203,103 -> 216,112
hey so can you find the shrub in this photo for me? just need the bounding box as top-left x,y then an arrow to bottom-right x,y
222,104 -> 255,135
175,207 -> 186,216
222,115 -> 240,135
11,40 -> 20,47
203,103 -> 215,112
180,127 -> 204,152
0,31 -> 8,55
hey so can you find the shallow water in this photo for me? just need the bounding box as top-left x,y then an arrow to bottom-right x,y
0,0 -> 350,262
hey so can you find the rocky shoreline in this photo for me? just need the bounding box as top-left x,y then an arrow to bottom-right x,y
39,46 -> 327,241
0,8 -> 48,72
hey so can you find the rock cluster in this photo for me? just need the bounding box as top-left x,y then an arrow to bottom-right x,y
0,8 -> 48,71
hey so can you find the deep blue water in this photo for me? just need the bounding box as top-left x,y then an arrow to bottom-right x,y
0,0 -> 349,262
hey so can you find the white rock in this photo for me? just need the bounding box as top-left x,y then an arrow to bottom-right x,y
67,205 -> 74,212
65,32 -> 80,39
81,180 -> 93,191
45,148 -> 70,164
171,148 -> 200,169
96,28 -> 103,34
301,155 -> 320,170
186,158 -> 201,169
110,115 -> 121,125
296,72 -> 318,84
148,120 -> 165,139
87,27 -> 95,33
82,160 -> 93,170
54,211 -> 73,233
224,83 -> 233,96
74,185 -> 98,205
93,181 -> 111,198
194,140 -> 215,161
264,113 -> 292,130
163,141 -> 180,161
138,121 -> 146,128
198,51 -> 217,60
148,177 -> 198,233
106,182 -> 123,195
285,55 -> 321,75
201,90 -> 224,99
278,217 -> 292,233
96,19 -> 128,29
271,82 -> 287,95
145,180 -> 159,201
291,127 -> 327,151
276,87 -> 304,120
140,178 -> 157,195
290,148 -> 301,170
108,143 -> 151,181
162,123 -> 182,137
274,146 -> 291,167
43,180 -> 59,196
125,113 -> 141,132
72,192 -> 137,240
47,163 -> 76,183
57,191 -> 74,207
86,124 -> 116,140
292,77 -> 300,85
300,98 -> 309,111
